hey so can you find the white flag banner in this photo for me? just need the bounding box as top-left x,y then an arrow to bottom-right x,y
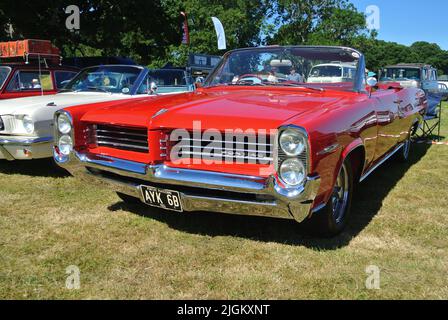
211,17 -> 226,50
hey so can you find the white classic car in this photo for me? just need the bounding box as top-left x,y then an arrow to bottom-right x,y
0,64 -> 194,160
306,62 -> 357,83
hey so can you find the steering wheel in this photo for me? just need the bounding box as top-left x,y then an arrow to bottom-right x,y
236,74 -> 263,84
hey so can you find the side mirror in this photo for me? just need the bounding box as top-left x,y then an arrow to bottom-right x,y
149,82 -> 158,95
367,77 -> 378,87
195,77 -> 205,83
367,77 -> 378,98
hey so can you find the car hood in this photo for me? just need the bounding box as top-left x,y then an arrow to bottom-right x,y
0,92 -> 132,116
81,88 -> 351,130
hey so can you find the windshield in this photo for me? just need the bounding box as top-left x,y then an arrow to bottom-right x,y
206,46 -> 361,91
149,69 -> 188,87
0,66 -> 11,89
61,65 -> 143,94
380,68 -> 421,81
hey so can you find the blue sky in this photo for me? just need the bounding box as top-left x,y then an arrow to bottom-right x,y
350,0 -> 448,49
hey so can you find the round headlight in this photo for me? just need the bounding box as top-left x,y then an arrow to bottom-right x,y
279,159 -> 306,186
58,135 -> 73,156
23,116 -> 34,134
57,114 -> 72,134
279,129 -> 306,156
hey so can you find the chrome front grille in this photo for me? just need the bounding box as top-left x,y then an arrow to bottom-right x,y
0,115 -> 18,133
92,124 -> 149,153
169,132 -> 274,164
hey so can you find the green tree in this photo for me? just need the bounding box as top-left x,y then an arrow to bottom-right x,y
0,0 -> 180,64
158,0 -> 267,67
266,0 -> 370,46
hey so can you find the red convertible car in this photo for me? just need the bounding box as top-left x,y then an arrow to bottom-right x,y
54,46 -> 426,236
1,39 -> 78,99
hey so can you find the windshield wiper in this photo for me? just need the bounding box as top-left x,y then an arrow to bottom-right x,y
267,82 -> 325,92
228,82 -> 268,86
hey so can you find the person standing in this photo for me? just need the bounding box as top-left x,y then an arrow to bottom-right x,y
288,68 -> 303,82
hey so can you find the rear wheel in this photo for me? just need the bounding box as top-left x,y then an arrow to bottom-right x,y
305,160 -> 354,237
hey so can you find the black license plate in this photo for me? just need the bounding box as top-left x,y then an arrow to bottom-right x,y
140,185 -> 183,212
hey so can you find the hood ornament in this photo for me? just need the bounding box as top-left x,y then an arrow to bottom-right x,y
152,108 -> 168,119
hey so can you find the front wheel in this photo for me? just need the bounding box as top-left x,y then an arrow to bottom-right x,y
396,134 -> 411,162
304,160 -> 354,237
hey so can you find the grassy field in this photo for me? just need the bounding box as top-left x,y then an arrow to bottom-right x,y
1,106 -> 447,300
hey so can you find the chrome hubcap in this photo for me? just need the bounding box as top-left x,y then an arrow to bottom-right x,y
331,163 -> 349,224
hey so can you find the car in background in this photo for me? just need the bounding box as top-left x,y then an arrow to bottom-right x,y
307,62 -> 357,83
438,74 -> 448,93
0,63 -> 78,100
0,64 -> 192,161
148,68 -> 194,94
0,39 -> 79,100
379,63 -> 439,90
54,46 -> 426,237
379,63 -> 446,116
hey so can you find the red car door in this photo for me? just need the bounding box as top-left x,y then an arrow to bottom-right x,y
371,89 -> 401,159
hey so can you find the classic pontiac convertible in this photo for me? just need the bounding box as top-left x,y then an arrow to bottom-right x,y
54,46 -> 426,236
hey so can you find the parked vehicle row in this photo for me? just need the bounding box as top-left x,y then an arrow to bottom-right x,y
2,39 -> 440,237
0,64 -> 195,160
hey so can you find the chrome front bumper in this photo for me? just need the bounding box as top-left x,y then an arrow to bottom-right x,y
0,136 -> 53,160
56,150 -> 321,222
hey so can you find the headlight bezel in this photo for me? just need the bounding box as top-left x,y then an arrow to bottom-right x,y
57,113 -> 72,134
279,158 -> 306,187
22,115 -> 34,134
277,125 -> 310,189
54,110 -> 74,161
279,128 -> 307,157
58,134 -> 73,156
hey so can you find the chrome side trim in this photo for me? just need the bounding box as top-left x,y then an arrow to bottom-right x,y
317,143 -> 340,156
359,143 -> 404,182
0,136 -> 53,145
